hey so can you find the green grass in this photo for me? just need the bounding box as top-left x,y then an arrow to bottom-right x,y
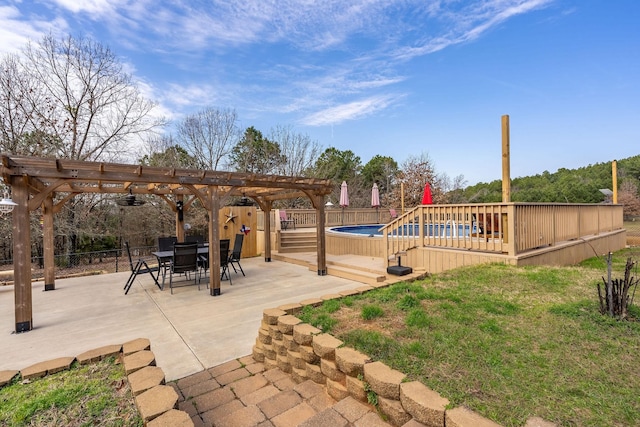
306,248 -> 640,427
0,357 -> 142,427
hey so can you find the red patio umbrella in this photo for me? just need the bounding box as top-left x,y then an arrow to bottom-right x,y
371,183 -> 381,223
422,182 -> 433,205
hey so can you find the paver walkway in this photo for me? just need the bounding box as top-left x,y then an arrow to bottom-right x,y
172,355 -> 399,427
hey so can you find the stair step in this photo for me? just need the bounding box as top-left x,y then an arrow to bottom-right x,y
326,259 -> 385,275
281,241 -> 316,247
325,265 -> 386,285
279,230 -> 317,254
279,246 -> 317,253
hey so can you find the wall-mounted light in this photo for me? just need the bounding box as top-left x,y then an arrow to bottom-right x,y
0,191 -> 17,214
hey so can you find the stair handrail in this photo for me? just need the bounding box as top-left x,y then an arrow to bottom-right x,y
379,206 -> 424,265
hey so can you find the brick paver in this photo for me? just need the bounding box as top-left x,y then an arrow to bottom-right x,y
257,389 -> 302,419
270,402 -> 316,427
192,387 -> 236,413
237,383 -> 278,405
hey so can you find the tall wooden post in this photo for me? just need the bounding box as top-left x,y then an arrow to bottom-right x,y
208,186 -> 221,296
12,177 -> 32,332
401,182 -> 405,215
502,115 -> 511,203
612,160 -> 618,204
43,195 -> 55,291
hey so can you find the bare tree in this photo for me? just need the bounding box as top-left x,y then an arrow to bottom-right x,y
269,125 -> 323,176
388,152 -> 444,208
618,180 -> 640,219
176,107 -> 239,170
20,33 -> 163,161
1,33 -> 165,261
0,54 -> 62,156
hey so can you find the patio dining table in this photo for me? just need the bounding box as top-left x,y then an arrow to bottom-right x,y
152,245 -> 210,289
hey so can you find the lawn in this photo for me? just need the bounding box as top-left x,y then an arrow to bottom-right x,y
0,356 -> 142,427
299,248 -> 640,427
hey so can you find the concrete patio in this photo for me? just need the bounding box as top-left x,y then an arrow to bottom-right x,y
0,256 -> 363,381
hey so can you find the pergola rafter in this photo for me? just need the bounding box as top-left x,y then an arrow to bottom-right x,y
1,154 -> 333,333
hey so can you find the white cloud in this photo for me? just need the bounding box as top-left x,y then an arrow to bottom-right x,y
51,0 -> 120,15
301,94 -> 398,126
393,0 -> 554,60
0,5 -> 68,54
161,83 -> 221,109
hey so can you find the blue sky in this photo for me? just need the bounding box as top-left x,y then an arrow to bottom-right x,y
1,1 -> 638,185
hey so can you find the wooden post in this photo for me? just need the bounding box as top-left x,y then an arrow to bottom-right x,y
316,195 -> 327,275
502,115 -> 511,203
263,202 -> 272,262
208,186 -> 221,296
43,194 -> 55,291
12,177 -> 33,332
401,182 -> 405,215
612,160 -> 618,204
176,194 -> 185,242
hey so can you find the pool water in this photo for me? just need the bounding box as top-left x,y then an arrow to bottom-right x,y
329,223 -> 474,237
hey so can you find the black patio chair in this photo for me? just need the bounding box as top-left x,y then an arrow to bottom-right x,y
157,236 -> 177,280
220,239 -> 232,284
229,233 -> 245,276
198,239 -> 232,286
124,242 -> 160,294
158,236 -> 178,251
169,243 -> 199,294
185,235 -> 205,246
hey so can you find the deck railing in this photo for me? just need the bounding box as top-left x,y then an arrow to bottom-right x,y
257,208 -> 394,230
379,203 -> 624,260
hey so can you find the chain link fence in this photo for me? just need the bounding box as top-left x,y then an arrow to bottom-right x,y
625,220 -> 640,246
0,245 -> 157,284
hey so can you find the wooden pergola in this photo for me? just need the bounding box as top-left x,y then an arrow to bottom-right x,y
1,154 -> 333,333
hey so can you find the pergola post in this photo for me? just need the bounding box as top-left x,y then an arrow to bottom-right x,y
12,176 -> 33,332
208,185 -> 221,296
43,194 -> 55,291
263,201 -> 272,262
176,194 -> 185,242
315,195 -> 327,275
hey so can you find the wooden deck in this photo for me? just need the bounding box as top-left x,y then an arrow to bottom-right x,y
259,203 -> 626,276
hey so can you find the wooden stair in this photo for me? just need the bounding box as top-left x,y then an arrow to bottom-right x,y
278,231 -> 316,253
272,250 -> 388,286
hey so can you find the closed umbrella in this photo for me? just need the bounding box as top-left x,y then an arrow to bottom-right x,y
371,183 -> 380,223
339,181 -> 349,224
422,182 -> 433,205
339,181 -> 349,207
